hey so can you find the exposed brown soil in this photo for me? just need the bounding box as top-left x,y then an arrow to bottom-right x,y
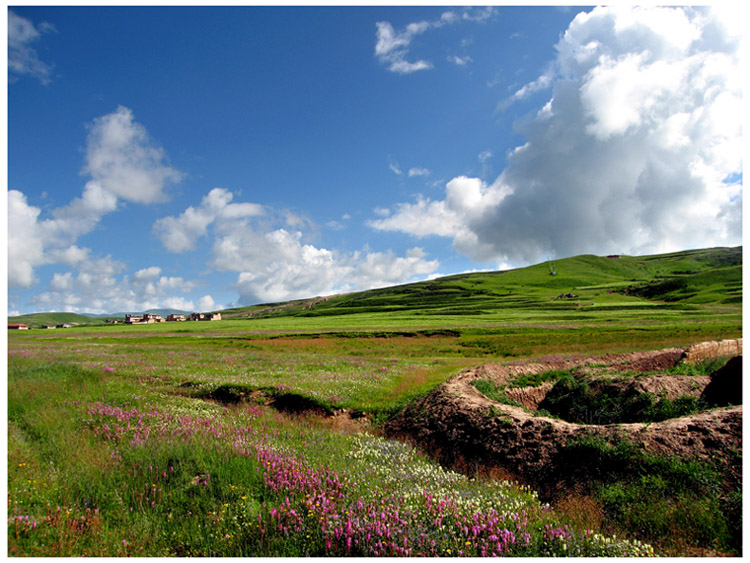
384,339 -> 743,493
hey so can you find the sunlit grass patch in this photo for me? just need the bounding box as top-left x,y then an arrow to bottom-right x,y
7,265 -> 740,559
8,353 -> 655,556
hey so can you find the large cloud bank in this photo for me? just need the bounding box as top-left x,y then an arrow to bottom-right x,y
9,105 -> 439,313
155,188 -> 439,304
8,107 -> 194,314
9,106 -> 182,290
370,6 -> 743,265
32,260 -> 200,315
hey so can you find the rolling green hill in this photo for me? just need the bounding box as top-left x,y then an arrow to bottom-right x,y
9,309 -> 190,328
9,247 -> 741,329
221,246 -> 741,320
7,312 -> 115,329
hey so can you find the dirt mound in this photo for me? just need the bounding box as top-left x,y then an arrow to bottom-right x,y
504,382 -> 555,410
625,374 -> 709,399
683,339 -> 743,364
384,340 -> 742,491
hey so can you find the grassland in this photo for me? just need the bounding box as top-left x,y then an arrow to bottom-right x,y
221,246 -> 742,318
7,247 -> 742,556
8,312 -> 114,329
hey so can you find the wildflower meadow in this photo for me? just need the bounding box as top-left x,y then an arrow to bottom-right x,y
6,322 -> 669,557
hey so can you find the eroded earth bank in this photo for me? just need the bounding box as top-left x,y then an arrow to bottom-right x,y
384,339 -> 742,498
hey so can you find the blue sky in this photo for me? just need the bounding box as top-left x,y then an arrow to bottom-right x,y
7,5 -> 743,315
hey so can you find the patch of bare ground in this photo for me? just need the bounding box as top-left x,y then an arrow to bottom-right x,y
320,409 -> 372,433
384,339 -> 742,492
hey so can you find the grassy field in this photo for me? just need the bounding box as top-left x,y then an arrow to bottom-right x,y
7,247 -> 742,556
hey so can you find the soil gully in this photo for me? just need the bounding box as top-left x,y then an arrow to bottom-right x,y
383,339 -> 743,497
191,383 -> 372,432
187,339 -> 742,489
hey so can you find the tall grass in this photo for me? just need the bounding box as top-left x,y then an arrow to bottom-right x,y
9,357 -> 655,557
7,269 -> 741,560
555,436 -> 740,555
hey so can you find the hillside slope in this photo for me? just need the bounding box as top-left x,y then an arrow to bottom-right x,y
7,312 -> 112,328
221,246 -> 741,319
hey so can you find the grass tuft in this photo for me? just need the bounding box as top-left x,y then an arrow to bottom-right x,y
555,435 -> 739,554
469,380 -> 524,408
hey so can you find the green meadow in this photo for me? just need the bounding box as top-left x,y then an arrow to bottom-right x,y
7,247 -> 742,556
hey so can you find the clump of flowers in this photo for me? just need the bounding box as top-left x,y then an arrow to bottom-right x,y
15,396 -> 655,557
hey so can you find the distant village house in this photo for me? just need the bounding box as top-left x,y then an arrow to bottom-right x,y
189,312 -> 222,321
8,324 -> 29,330
125,313 -> 164,324
125,312 -> 221,324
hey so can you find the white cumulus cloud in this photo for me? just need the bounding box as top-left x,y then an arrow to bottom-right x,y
133,266 -> 162,282
8,190 -> 45,288
375,21 -> 433,74
153,187 -> 263,253
371,6 -> 743,266
8,107 -> 183,289
32,257 -> 199,315
8,10 -> 55,84
155,188 -> 440,305
232,237 -> 439,305
83,106 -> 182,204
197,295 -> 217,312
163,297 -> 195,312
448,54 -> 472,66
408,167 -> 431,177
369,175 -> 509,243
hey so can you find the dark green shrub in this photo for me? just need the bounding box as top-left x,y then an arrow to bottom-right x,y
642,395 -> 707,422
539,376 -> 706,424
538,376 -> 628,424
556,435 -> 645,482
